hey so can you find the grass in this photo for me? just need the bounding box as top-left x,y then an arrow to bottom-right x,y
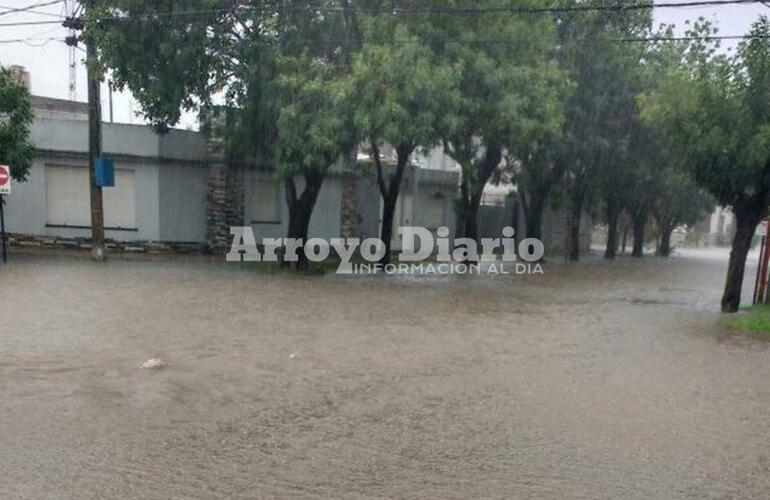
724,304 -> 770,335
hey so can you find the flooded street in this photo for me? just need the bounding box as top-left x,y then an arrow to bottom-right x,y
2,249 -> 770,499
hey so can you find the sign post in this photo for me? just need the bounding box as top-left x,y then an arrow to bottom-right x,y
755,220 -> 770,304
0,165 -> 10,263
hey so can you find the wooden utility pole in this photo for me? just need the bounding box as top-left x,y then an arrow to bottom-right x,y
85,2 -> 105,261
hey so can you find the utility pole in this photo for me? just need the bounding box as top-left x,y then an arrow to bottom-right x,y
108,81 -> 114,123
64,0 -> 78,101
85,1 -> 105,260
63,4 -> 103,259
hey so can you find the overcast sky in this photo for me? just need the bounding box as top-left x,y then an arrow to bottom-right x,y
0,0 -> 767,130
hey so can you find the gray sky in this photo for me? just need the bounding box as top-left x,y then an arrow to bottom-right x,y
0,0 -> 767,130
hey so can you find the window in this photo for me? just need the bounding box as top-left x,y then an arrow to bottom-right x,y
424,193 -> 446,229
249,178 -> 281,223
45,165 -> 136,230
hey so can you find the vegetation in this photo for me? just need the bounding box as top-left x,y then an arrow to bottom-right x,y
640,17 -> 770,311
723,304 -> 770,335
83,1 -> 769,314
0,66 -> 35,182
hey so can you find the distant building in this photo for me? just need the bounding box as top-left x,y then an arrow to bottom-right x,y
4,95 -> 459,254
706,206 -> 736,246
6,89 -> 590,257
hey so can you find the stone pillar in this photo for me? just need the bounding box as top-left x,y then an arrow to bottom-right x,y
204,138 -> 245,253
339,149 -> 358,239
340,174 -> 356,239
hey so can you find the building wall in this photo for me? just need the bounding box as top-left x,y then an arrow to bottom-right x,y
5,156 -> 164,242
5,114 -> 209,244
540,206 -> 593,255
5,98 -> 483,253
158,163 -> 207,243
242,169 -> 344,243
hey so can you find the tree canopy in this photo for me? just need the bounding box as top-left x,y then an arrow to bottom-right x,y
0,66 -> 34,182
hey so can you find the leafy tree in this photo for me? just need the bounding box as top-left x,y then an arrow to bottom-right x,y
640,17 -> 770,311
0,66 -> 34,182
594,95 -> 638,259
654,170 -> 714,257
348,19 -> 460,264
557,3 -> 653,261
414,0 -> 565,245
89,1 -> 360,269
507,75 -> 572,244
625,120 -> 665,258
275,54 -> 357,270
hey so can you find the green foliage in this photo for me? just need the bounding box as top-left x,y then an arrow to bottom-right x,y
656,169 -> 715,228
274,54 -> 356,178
640,16 -> 770,213
724,304 -> 770,335
88,0 -> 220,128
89,0 -> 356,169
0,66 -> 34,182
348,19 -> 461,158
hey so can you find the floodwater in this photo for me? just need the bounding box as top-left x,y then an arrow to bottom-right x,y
1,248 -> 770,499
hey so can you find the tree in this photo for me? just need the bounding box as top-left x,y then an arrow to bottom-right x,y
508,75 -> 572,244
89,1 -> 360,269
0,66 -> 34,182
594,95 -> 638,260
417,0 -> 565,246
275,55 -> 357,270
557,3 -> 653,261
348,20 -> 460,264
654,170 -> 714,257
625,120 -> 665,258
640,17 -> 770,311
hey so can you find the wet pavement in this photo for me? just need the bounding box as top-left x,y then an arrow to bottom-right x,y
1,248 -> 770,499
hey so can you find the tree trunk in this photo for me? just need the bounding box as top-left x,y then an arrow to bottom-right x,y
457,142 -> 502,244
525,188 -> 546,241
567,189 -> 584,261
631,212 -> 646,258
604,204 -> 620,260
380,192 -> 398,265
374,142 -> 412,265
721,210 -> 761,313
621,224 -> 628,254
464,192 -> 482,243
283,169 -> 324,272
657,221 -> 674,257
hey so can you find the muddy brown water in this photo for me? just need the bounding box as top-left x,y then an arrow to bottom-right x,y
1,248 -> 770,499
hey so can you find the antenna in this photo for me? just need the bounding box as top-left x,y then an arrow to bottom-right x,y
63,0 -> 78,100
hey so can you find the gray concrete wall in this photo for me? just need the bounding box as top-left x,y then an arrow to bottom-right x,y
158,163 -> 207,243
541,207 -> 592,255
246,169 -> 286,241
4,157 -> 162,242
10,112 -> 461,249
351,177 -> 380,240
5,117 -> 209,244
244,171 -> 343,242
32,117 -> 205,161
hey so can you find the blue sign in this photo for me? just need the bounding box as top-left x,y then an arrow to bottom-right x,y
94,157 -> 115,187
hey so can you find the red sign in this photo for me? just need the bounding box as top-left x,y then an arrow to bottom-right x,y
0,165 -> 9,195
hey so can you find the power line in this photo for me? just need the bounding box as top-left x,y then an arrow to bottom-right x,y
0,0 -> 764,26
0,36 -> 58,47
0,0 -> 63,17
3,32 -> 767,50
85,0 -> 769,17
0,18 -> 60,27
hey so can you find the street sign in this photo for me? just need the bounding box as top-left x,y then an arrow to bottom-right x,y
94,157 -> 115,187
758,220 -> 768,237
0,165 -> 10,195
